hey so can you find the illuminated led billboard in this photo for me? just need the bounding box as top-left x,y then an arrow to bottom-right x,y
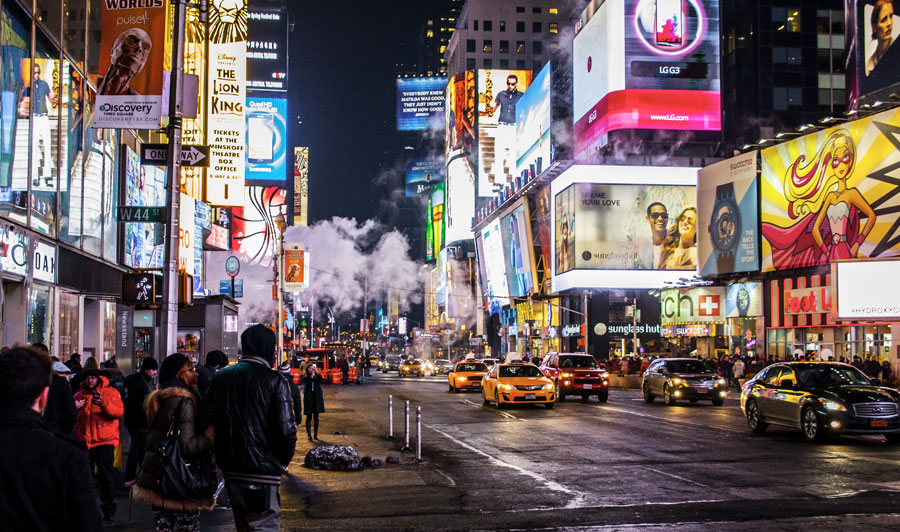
516,62 -> 552,179
247,9 -> 288,92
479,219 -> 509,310
396,77 -> 447,131
573,0 -> 721,156
551,164 -> 698,291
476,69 -> 532,197
848,0 -> 900,108
245,96 -> 287,182
445,71 -> 477,243
500,201 -> 537,298
405,158 -> 444,197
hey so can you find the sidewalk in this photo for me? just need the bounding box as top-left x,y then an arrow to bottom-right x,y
107,379 -> 434,531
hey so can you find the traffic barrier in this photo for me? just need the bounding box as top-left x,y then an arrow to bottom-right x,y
330,368 -> 342,384
415,406 -> 422,462
401,400 -> 411,451
291,367 -> 301,385
387,395 -> 394,439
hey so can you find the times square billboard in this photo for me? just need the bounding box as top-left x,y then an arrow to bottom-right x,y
572,0 -> 721,157
396,77 -> 447,131
846,0 -> 900,109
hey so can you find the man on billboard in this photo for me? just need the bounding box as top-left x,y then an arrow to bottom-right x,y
638,202 -> 669,269
28,63 -> 56,187
97,28 -> 153,96
490,75 -> 524,184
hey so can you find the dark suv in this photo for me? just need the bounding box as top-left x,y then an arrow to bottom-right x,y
741,362 -> 900,442
642,358 -> 727,406
539,353 -> 609,402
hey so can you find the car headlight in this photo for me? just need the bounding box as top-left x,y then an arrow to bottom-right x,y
671,378 -> 684,385
544,384 -> 553,390
501,384 -> 514,391
717,378 -> 727,386
457,376 -> 466,381
821,399 -> 847,411
562,372 -> 573,378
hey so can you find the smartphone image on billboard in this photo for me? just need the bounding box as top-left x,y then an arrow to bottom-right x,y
247,113 -> 276,163
655,0 -> 684,48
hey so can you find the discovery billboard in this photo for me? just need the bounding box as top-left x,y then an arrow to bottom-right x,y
476,69 -> 532,197
573,0 -> 721,156
396,77 -> 447,131
245,97 -> 287,182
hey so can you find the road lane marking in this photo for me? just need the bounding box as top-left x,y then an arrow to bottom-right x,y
594,404 -> 746,434
434,468 -> 456,487
426,423 -> 584,499
462,399 -> 522,420
638,465 -> 709,487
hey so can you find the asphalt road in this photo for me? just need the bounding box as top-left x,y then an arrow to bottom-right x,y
112,372 -> 900,531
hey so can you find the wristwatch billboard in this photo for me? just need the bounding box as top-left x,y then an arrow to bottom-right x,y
736,285 -> 751,316
708,182 -> 740,273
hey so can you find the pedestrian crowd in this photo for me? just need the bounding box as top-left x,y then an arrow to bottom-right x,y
0,323 -> 327,531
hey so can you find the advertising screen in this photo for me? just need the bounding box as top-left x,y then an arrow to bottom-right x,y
516,62 -> 552,179
247,9 -> 288,91
426,196 -> 435,262
834,259 -> 900,319
123,146 -> 165,269
446,71 -> 476,158
245,97 -> 287,182
293,147 -> 308,225
231,186 -> 287,265
760,108 -> 900,272
476,69 -> 532,197
405,158 -> 445,197
697,151 -> 760,276
853,0 -> 900,106
573,0 -> 721,156
396,77 -> 447,131
500,202 -> 536,297
725,282 -> 763,317
430,183 -> 445,257
551,165 -> 698,290
445,71 -> 477,243
480,219 -> 509,309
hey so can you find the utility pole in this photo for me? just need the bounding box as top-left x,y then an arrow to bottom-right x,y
362,276 -> 368,363
633,296 -> 639,357
160,0 -> 187,359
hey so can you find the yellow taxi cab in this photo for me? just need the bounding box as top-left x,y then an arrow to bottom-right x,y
482,361 -> 555,408
448,361 -> 489,392
399,358 -> 426,377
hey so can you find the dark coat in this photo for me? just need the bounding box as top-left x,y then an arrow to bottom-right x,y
202,356 -> 297,484
0,406 -> 102,531
44,373 -> 77,436
123,371 -> 154,429
196,364 -> 216,397
131,383 -> 215,511
303,373 -> 325,415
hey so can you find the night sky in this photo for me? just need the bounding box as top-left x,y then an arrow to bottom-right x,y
288,1 -> 425,224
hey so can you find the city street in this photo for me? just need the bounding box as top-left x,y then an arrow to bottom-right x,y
113,374 -> 900,531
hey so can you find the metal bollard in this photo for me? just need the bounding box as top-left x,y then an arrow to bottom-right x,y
388,395 -> 394,439
402,400 -> 411,451
415,406 -> 423,462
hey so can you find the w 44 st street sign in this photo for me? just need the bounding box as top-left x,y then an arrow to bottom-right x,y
140,143 -> 210,167
118,206 -> 164,223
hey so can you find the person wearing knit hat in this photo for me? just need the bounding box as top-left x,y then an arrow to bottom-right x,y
279,362 -> 302,426
122,356 -> 159,487
203,324 -> 296,530
158,353 -> 189,387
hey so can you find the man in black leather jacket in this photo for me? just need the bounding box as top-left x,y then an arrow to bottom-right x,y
203,324 -> 296,531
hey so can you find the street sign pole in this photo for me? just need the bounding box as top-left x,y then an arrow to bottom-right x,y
161,0 -> 186,361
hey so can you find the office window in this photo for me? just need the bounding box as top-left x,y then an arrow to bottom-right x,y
533,60 -> 542,71
533,7 -> 542,13
516,40 -> 526,53
550,41 -> 558,50
773,47 -> 801,65
516,6 -> 525,13
772,7 -> 801,32
500,59 -> 509,69
533,22 -> 542,33
484,58 -> 493,69
427,29 -> 434,38
816,10 -> 844,34
467,58 -> 476,70
517,21 -> 525,32
474,20 -> 478,31
773,87 -> 803,110
817,49 -> 846,73
484,20 -> 492,31
517,59 -> 526,69
533,41 -> 542,54
549,7 -> 558,14
549,22 -> 558,34
500,20 -> 506,31
467,39 -> 476,52
427,19 -> 433,26
500,40 -> 509,53
483,40 -> 493,53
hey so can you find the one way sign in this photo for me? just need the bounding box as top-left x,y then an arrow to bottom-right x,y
140,143 -> 210,167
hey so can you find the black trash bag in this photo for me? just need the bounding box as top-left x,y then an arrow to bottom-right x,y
304,445 -> 362,471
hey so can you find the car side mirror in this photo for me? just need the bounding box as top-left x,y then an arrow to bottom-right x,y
780,379 -> 795,389
871,378 -> 881,386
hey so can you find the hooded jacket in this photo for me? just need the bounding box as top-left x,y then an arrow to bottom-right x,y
202,325 -> 296,484
130,383 -> 215,511
73,375 -> 125,449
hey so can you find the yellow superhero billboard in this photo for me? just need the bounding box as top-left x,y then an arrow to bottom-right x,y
761,108 -> 900,271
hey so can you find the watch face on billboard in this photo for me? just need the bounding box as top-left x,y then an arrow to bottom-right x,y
697,151 -> 760,276
396,77 -> 447,131
476,69 -> 532,197
760,108 -> 900,272
247,10 -> 288,91
516,62 -> 552,179
573,0 -> 721,156
245,97 -> 287,182
854,0 -> 900,106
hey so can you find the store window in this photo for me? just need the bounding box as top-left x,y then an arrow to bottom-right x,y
82,88 -> 103,256
59,63 -> 84,246
32,32 -> 61,237
28,284 -> 54,349
59,292 -> 80,359
0,2 -> 31,225
63,0 -> 86,71
86,0 -> 102,84
36,0 -> 63,37
102,301 -> 116,361
101,129 -> 118,261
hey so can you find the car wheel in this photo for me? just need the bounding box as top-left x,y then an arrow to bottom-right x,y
802,406 -> 826,442
581,394 -> 590,403
449,382 -> 454,392
745,399 -> 768,433
664,385 -> 677,406
495,394 -> 504,409
555,381 -> 565,402
643,382 -> 655,403
711,397 -> 725,406
482,389 -> 489,405
597,389 -> 609,402
545,401 -> 555,409
884,433 -> 900,443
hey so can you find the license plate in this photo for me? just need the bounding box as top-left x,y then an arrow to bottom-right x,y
525,393 -> 536,400
871,419 -> 889,428
583,384 -> 593,390
697,388 -> 708,394
473,382 -> 481,387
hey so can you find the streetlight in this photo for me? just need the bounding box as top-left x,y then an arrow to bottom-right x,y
274,210 -> 286,364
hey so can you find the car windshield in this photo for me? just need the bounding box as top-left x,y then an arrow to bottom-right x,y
559,356 -> 597,369
499,365 -> 542,378
457,363 -> 487,372
403,360 -> 421,366
796,365 -> 871,387
666,360 -> 708,374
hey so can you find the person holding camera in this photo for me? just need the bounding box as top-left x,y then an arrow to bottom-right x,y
73,368 -> 125,521
303,363 -> 326,441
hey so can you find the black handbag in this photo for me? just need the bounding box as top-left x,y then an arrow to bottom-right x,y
157,398 -> 218,501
